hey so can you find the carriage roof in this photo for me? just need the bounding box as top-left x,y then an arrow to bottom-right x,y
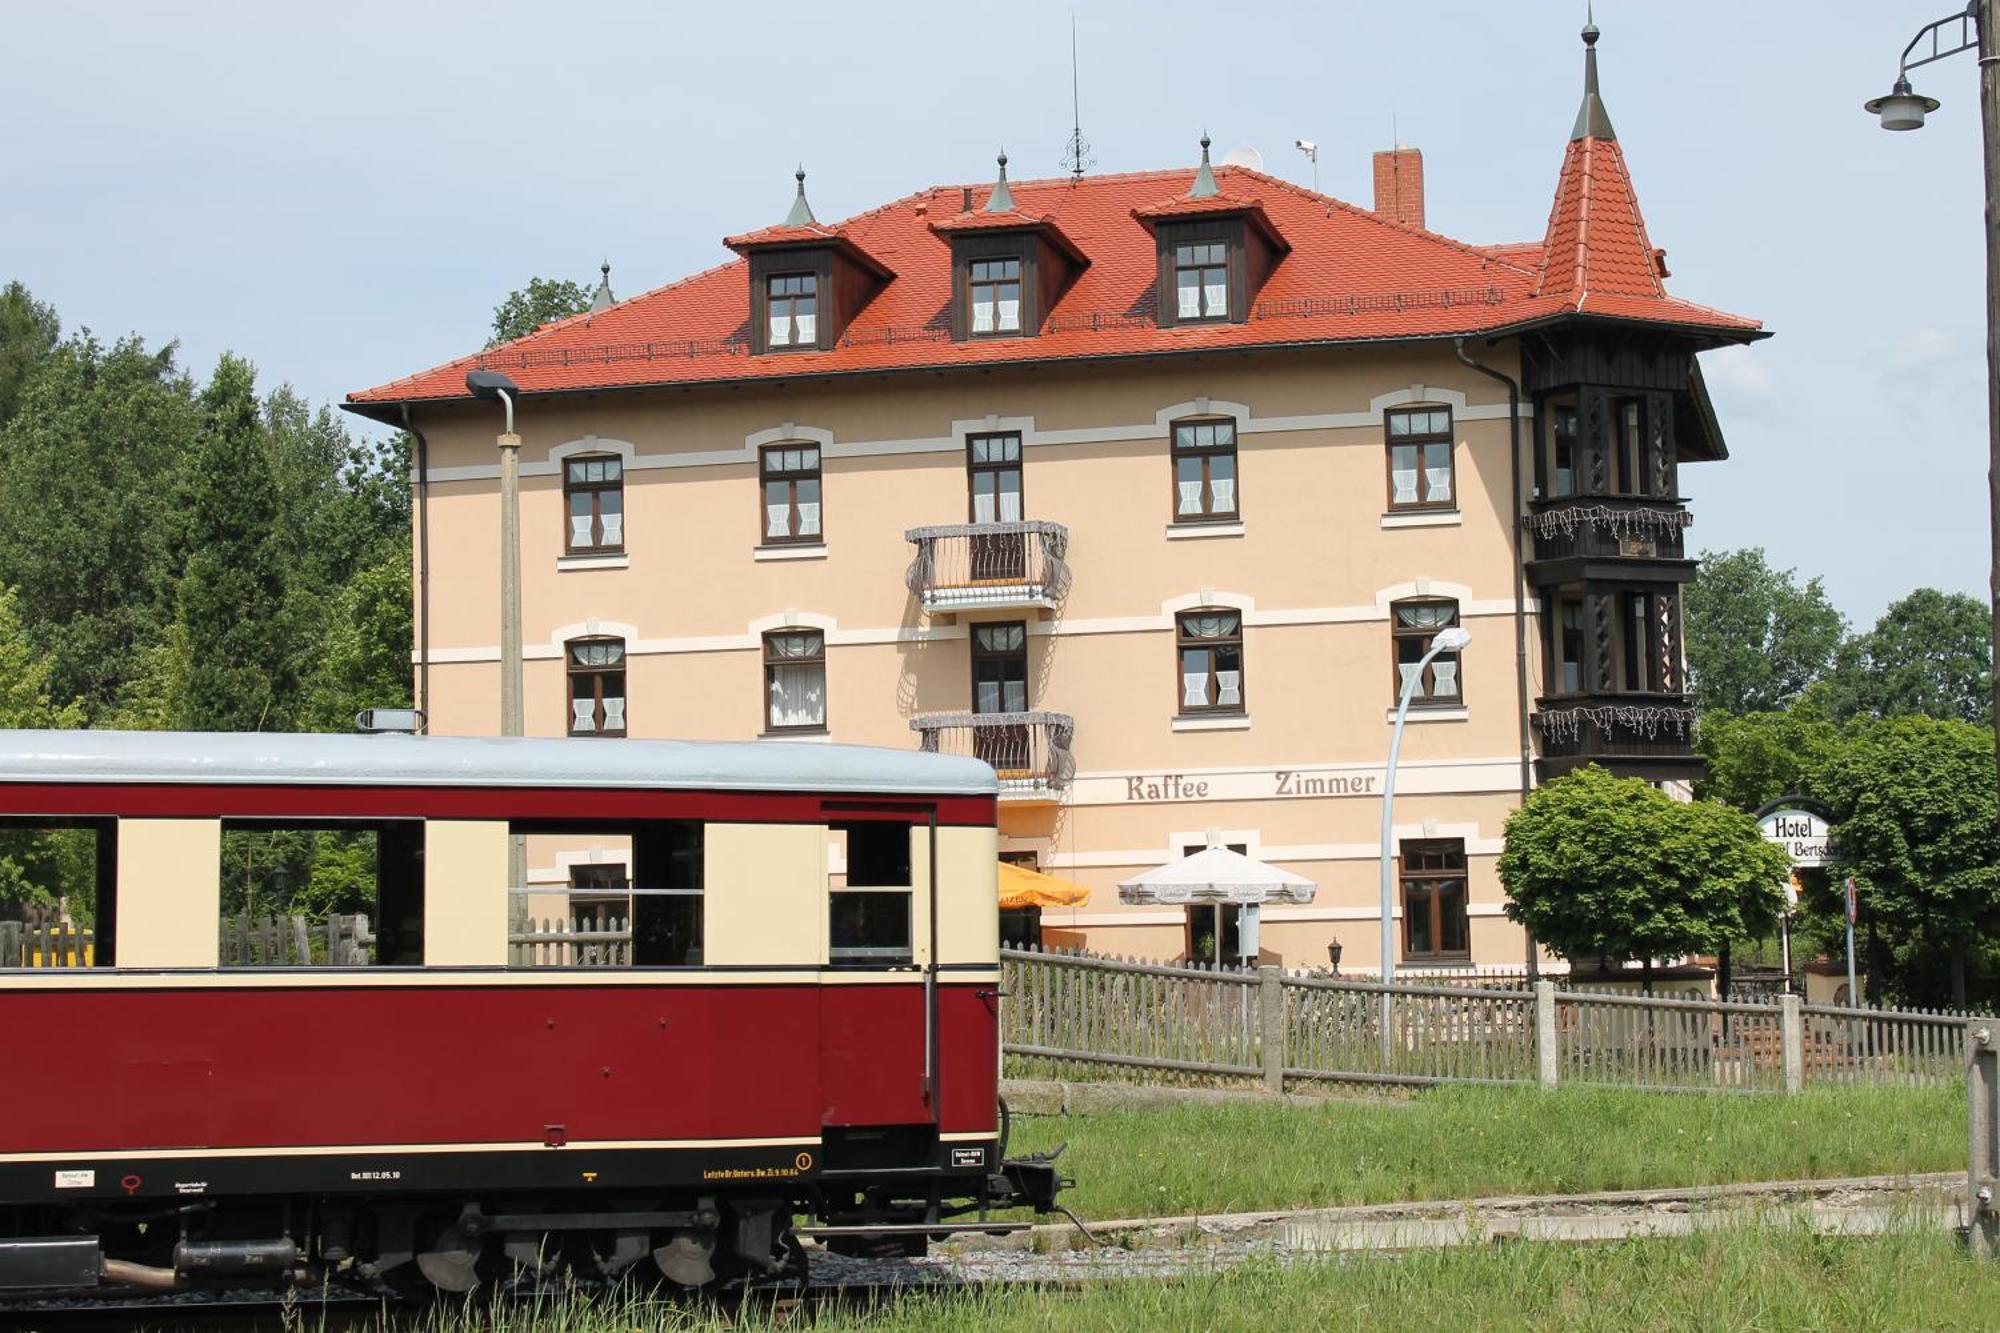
0,730 -> 998,798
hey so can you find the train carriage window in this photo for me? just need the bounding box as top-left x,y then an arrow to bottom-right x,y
216,821 -> 424,967
507,823 -> 702,968
0,818 -> 113,970
828,822 -> 914,967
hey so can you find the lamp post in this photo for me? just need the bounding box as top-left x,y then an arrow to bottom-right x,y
1380,626 -> 1472,1056
465,371 -> 525,739
1865,1 -> 2000,799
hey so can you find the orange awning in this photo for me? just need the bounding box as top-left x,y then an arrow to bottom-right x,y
998,861 -> 1091,910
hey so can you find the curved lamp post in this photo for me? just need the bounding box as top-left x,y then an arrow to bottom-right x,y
1863,2 -> 2000,800
1379,625 -> 1472,1056
464,370 -> 524,740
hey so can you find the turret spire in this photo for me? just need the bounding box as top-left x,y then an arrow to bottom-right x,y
783,165 -> 817,227
1188,132 -> 1218,198
983,150 -> 1017,213
589,261 -> 614,312
1571,10 -> 1617,141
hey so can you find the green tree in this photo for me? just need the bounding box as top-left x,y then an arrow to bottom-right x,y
1693,707 -> 1850,813
1498,766 -> 1791,989
1683,548 -> 1847,714
489,276 -> 591,346
0,583 -> 87,917
1810,715 -> 2000,1007
0,332 -> 199,719
1817,588 -> 1993,727
0,281 -> 60,428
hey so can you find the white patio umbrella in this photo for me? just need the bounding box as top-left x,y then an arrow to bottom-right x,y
1117,845 -> 1316,906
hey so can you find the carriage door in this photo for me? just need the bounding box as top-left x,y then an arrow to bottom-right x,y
821,815 -> 937,1131
970,622 -> 1029,779
967,433 -> 1024,582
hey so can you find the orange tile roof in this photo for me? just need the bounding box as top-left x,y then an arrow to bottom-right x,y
350,149 -> 1761,412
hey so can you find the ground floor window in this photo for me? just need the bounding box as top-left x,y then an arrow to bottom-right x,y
1401,838 -> 1469,962
1185,903 -> 1245,964
999,905 -> 1042,949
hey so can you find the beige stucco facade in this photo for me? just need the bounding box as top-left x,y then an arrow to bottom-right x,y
411,342 -> 1552,975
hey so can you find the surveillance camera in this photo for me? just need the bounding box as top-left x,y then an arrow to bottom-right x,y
1295,139 -> 1317,153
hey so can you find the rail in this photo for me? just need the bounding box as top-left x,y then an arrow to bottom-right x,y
904,521 -> 1070,611
910,711 -> 1075,796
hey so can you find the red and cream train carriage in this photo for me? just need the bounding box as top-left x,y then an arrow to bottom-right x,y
0,729 -> 1061,1297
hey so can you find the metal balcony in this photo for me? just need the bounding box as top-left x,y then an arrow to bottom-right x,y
910,710 -> 1075,802
1533,693 -> 1702,782
904,521 -> 1071,614
1524,497 -> 1694,587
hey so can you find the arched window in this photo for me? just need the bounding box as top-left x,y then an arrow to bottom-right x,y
763,629 -> 827,732
1176,610 -> 1244,714
1391,599 -> 1462,705
566,638 -> 627,736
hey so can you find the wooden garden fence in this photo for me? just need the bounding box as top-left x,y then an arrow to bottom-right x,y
1001,946 -> 1981,1095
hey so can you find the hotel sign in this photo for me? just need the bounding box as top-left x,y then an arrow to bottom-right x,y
1756,807 -> 1832,868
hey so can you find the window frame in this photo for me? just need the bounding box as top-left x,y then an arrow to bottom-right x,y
762,628 -> 828,734
828,822 -> 915,968
1172,240 -> 1231,322
967,256 -> 1025,337
966,432 -> 1024,524
1169,417 -> 1240,524
1384,406 -> 1456,512
1175,609 -> 1246,716
758,443 -> 824,546
1551,594 -> 1587,696
1400,838 -> 1471,964
1390,598 -> 1464,709
565,636 -> 628,737
562,454 -> 625,554
764,271 -> 819,351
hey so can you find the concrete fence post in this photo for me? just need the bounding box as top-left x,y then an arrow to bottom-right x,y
1534,981 -> 1559,1089
1259,966 -> 1285,1094
1971,1020 -> 1998,1259
1779,994 -> 1804,1095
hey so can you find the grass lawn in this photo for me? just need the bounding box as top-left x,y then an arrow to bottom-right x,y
378,1228 -> 2000,1332
1005,1082 -> 1963,1219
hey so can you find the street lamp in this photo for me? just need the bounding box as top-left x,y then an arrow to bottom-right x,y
1326,937 -> 1343,976
1379,625 -> 1472,1052
465,370 -> 524,741
1863,2 -> 2000,799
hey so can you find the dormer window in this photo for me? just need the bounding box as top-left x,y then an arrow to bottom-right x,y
1174,242 -> 1229,322
766,273 -> 818,348
969,258 -> 1023,335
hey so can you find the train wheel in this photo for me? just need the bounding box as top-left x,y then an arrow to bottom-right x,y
414,1228 -> 482,1294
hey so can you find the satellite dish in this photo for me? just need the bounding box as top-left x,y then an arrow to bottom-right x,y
1219,145 -> 1265,171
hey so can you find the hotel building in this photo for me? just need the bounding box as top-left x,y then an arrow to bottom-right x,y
345,22 -> 1764,974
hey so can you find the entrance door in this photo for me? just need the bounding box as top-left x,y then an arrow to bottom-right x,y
967,434 -> 1025,582
970,622 -> 1029,776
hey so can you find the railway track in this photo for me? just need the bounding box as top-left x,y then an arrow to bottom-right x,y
0,1173 -> 1966,1328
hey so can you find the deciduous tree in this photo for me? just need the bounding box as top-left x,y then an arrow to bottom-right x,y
1817,588 -> 1992,727
1499,766 -> 1791,989
1684,548 -> 1846,715
489,276 -> 591,347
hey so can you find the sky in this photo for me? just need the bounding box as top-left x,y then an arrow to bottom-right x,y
2,1 -> 1988,626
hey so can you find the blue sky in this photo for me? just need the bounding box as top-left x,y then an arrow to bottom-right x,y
3,1 -> 1986,625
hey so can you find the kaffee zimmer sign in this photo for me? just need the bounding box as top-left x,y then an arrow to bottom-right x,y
1066,759 -> 1520,807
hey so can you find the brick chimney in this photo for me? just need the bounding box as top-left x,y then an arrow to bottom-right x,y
1371,147 -> 1425,230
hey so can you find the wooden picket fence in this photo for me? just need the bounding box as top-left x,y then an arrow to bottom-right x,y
0,913 -> 93,967
508,916 -> 632,968
217,912 -> 376,967
1001,946 -> 1980,1095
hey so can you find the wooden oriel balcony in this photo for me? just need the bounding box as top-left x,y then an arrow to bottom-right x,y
904,521 -> 1071,614
1524,496 -> 1694,586
1533,692 -> 1702,781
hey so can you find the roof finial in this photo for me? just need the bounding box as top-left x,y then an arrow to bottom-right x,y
784,164 -> 817,227
1189,131 -> 1219,198
589,260 -> 614,312
984,149 -> 1018,213
1571,9 -> 1616,141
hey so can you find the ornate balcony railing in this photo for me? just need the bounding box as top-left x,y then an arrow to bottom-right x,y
910,710 -> 1075,799
905,521 -> 1071,613
1533,694 -> 1700,771
1525,496 -> 1691,566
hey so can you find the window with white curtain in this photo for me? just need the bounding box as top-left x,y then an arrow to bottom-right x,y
567,638 -> 627,736
760,444 -> 822,544
1177,610 -> 1244,714
1173,241 -> 1229,321
766,272 -> 817,348
968,257 -> 1023,335
763,629 -> 827,732
1171,418 -> 1238,522
564,455 -> 624,552
1385,406 -> 1455,510
1391,599 -> 1462,706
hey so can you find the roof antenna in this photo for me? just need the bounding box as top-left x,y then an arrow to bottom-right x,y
1060,13 -> 1094,181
